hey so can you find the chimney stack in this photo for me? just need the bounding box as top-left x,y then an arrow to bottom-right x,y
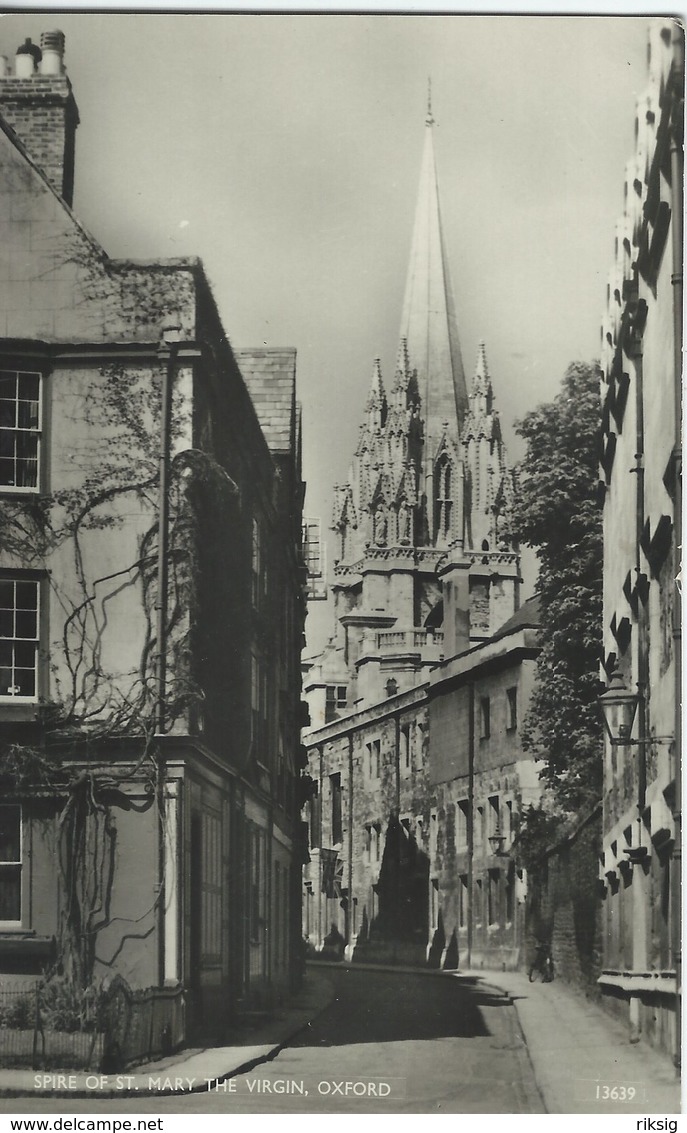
0,30 -> 79,206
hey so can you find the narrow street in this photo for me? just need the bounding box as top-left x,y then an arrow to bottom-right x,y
1,968 -> 545,1115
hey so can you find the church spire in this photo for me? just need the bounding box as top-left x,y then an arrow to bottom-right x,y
398,97 -> 468,471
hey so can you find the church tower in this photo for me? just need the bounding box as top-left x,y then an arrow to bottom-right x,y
309,101 -> 519,717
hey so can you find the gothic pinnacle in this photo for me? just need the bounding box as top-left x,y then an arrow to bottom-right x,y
472,341 -> 493,396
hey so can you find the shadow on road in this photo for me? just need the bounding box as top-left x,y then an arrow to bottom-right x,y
290,967 -> 510,1047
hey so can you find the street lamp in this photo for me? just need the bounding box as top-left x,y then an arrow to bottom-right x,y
598,672 -> 640,746
599,672 -> 675,872
598,672 -> 673,747
488,822 -> 507,856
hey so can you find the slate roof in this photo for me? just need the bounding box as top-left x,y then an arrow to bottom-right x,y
492,594 -> 541,642
235,348 -> 297,456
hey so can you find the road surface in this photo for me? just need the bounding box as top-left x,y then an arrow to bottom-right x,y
0,967 -> 545,1114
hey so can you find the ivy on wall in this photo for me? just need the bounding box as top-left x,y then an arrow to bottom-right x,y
0,357 -> 238,989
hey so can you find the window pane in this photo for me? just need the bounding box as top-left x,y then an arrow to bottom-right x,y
16,459 -> 38,489
0,643 -> 11,667
0,403 -> 16,429
15,582 -> 37,611
14,668 -> 35,697
0,581 -> 13,608
16,412 -> 38,450
16,433 -> 38,461
18,373 -> 39,401
0,430 -> 15,456
16,434 -> 39,488
18,399 -> 39,430
15,611 -> 37,639
14,641 -> 36,668
0,611 -> 13,638
0,806 -> 20,863
0,458 -> 15,486
0,866 -> 20,920
0,374 -> 16,399
0,668 -> 13,695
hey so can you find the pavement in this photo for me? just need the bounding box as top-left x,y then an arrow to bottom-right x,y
0,971 -> 337,1101
457,967 -> 682,1115
0,961 -> 681,1113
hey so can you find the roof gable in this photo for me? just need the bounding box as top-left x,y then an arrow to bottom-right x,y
0,115 -> 197,343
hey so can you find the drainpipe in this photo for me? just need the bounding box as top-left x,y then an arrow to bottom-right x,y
155,322 -> 180,988
467,683 -> 475,969
633,343 -> 647,819
630,331 -> 647,1046
669,30 -> 683,1074
317,745 -> 323,949
394,711 -> 402,960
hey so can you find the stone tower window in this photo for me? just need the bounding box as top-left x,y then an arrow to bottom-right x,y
325,685 -> 347,724
251,518 -> 261,608
330,773 -> 343,845
480,696 -> 491,740
435,455 -> 453,539
506,687 -> 518,731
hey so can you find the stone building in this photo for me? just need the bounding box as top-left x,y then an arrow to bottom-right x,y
303,103 -> 542,969
598,21 -> 682,1059
0,30 -> 307,1047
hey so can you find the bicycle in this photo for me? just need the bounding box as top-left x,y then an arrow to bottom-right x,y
528,942 -> 554,982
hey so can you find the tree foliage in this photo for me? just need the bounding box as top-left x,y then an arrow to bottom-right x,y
507,361 -> 603,813
511,803 -> 560,874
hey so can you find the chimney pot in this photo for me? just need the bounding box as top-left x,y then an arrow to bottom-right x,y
39,30 -> 65,74
15,37 -> 41,78
14,54 -> 34,79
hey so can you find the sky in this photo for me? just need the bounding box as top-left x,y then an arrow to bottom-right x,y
0,10 -> 659,651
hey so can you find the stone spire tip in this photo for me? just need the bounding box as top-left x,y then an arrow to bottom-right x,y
367,357 -> 385,405
426,77 -> 435,127
472,342 -> 493,396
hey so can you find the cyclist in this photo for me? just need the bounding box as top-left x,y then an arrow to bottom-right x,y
528,938 -> 554,982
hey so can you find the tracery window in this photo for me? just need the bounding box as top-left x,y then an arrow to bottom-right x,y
435,455 -> 453,538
